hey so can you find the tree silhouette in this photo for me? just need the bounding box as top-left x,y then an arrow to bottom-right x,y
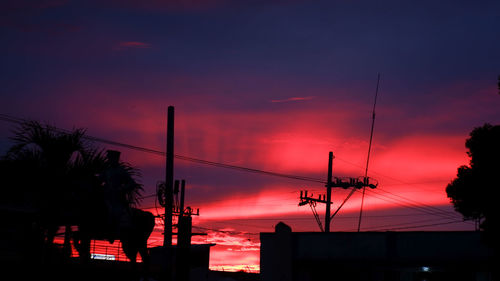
446,123 -> 500,248
0,121 -> 143,259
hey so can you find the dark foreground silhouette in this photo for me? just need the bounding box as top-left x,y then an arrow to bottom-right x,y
447,123 -> 500,250
74,207 -> 155,266
2,208 -> 156,281
0,121 -> 155,280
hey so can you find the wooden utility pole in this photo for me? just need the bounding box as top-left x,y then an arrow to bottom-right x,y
325,152 -> 333,232
164,106 -> 174,247
158,107 -> 201,281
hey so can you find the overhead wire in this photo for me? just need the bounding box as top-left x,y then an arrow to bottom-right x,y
334,152 -> 459,218
326,156 -> 464,224
375,219 -> 467,231
362,188 -> 469,222
0,113 -> 468,229
192,225 -> 259,236
370,187 -> 454,217
200,212 -> 460,222
0,113 -> 325,184
351,216 -> 462,232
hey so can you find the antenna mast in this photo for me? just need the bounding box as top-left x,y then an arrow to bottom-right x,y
357,73 -> 380,232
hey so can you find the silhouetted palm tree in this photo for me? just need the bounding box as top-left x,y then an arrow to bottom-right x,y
2,121 -> 143,259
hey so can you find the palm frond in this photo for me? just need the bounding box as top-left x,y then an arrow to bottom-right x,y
118,160 -> 144,207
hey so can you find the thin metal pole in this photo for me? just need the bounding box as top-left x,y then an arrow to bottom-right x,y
358,74 -> 380,232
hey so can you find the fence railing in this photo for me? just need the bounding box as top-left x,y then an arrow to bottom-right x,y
53,235 -> 137,262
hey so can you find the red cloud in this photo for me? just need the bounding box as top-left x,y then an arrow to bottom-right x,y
116,41 -> 152,49
270,96 -> 315,103
370,135 -> 468,183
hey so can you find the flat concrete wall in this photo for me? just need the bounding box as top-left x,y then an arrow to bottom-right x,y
261,231 -> 494,281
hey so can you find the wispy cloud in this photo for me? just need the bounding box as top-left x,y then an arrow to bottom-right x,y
270,96 -> 315,103
116,41 -> 152,49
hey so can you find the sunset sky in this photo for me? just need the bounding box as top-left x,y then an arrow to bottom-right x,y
1,0 -> 500,272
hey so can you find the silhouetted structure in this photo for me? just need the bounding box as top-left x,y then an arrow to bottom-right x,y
155,178 -> 202,281
74,207 -> 155,263
149,244 -> 215,281
261,223 -> 494,281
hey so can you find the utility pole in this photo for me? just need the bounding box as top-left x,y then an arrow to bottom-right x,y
180,180 -> 185,217
157,177 -> 200,281
164,106 -> 174,247
158,107 -> 203,281
325,152 -> 333,232
299,151 -> 377,232
162,106 -> 175,281
175,179 -> 199,281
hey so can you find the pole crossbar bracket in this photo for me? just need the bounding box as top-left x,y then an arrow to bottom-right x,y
327,177 -> 378,189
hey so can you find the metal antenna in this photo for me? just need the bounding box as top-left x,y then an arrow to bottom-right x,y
357,73 -> 380,232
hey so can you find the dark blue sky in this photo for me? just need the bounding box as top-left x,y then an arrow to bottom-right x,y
1,0 -> 499,235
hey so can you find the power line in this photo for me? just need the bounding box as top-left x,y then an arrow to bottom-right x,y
329,187 -> 465,229
352,216 -> 460,232
174,154 -> 325,183
199,212 -> 460,222
366,189 -> 462,220
311,151 -> 463,222
370,188 -> 456,217
0,113 -> 463,225
0,113 -> 325,184
336,153 -> 458,218
377,219 -> 468,231
362,189 -> 468,223
192,225 -> 259,236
